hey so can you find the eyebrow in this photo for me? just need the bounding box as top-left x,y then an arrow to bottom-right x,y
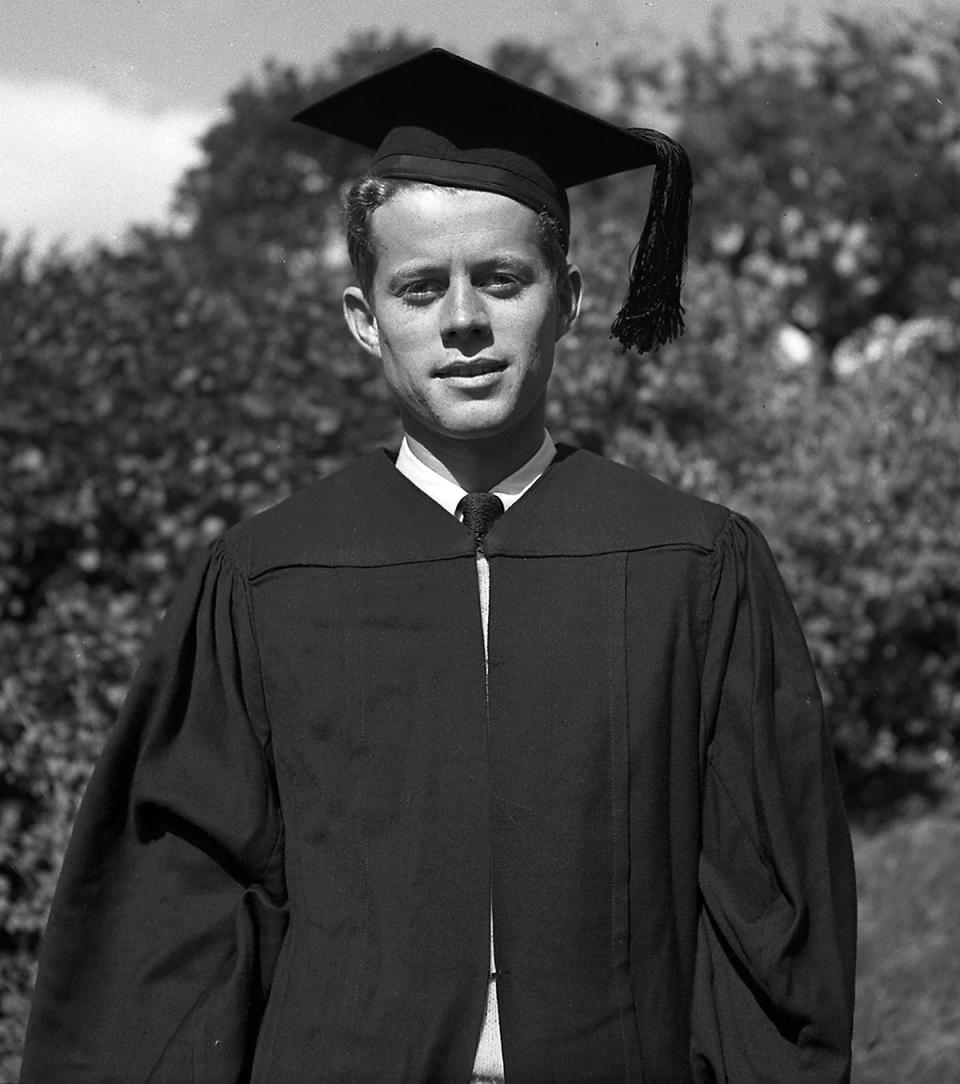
475,254 -> 537,277
387,253 -> 537,288
387,262 -> 447,288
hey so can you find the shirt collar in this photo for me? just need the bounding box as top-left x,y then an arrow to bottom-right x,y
395,432 -> 556,517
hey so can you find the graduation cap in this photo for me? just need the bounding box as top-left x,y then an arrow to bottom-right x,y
293,48 -> 692,353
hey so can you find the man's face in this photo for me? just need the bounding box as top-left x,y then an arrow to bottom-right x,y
343,185 -> 579,450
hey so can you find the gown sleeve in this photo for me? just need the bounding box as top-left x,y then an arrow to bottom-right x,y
691,513 -> 857,1083
20,536 -> 288,1084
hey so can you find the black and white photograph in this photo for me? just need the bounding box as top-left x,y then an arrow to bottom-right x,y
2,1 -> 958,1080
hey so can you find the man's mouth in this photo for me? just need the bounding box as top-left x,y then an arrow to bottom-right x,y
435,359 -> 507,378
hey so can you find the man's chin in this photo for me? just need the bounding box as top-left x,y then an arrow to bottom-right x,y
430,417 -> 525,445
418,406 -> 517,443
401,397 -> 546,452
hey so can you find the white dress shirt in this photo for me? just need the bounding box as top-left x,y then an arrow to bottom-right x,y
395,431 -> 556,518
394,431 -> 556,1082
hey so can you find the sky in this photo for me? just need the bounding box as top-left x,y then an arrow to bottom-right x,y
2,0 -> 907,251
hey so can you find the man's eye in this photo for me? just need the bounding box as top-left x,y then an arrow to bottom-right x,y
399,280 -> 443,302
483,274 -> 521,296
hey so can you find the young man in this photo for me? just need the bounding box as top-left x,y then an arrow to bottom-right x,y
22,50 -> 856,1083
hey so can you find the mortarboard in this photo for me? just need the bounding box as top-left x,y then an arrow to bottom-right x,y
293,48 -> 692,353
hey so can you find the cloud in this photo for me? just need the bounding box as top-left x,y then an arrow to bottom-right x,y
0,78 -> 214,252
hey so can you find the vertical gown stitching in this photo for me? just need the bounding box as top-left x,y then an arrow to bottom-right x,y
607,553 -> 634,1080
347,568 -> 372,1063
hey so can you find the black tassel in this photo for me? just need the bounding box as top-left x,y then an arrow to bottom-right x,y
610,129 -> 693,354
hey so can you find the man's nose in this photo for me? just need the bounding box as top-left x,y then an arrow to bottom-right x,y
440,280 -> 490,341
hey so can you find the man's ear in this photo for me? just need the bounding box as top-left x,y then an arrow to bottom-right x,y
555,263 -> 583,341
343,286 -> 382,358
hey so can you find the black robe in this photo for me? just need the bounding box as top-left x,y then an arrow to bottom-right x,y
21,447 -> 856,1083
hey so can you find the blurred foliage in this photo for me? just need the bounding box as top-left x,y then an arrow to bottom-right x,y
174,30 -> 434,295
853,814 -> 960,1081
676,10 -> 960,357
2,9 -> 959,1077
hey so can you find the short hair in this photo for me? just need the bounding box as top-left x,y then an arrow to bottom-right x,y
344,174 -> 570,300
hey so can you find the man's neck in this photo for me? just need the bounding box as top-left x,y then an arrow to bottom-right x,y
400,424 -> 547,494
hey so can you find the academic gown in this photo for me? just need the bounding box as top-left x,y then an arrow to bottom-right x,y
21,446 -> 856,1084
